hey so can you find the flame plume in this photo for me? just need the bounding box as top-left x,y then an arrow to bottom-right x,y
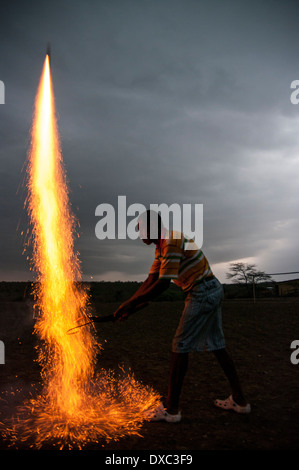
28,54 -> 97,416
13,54 -> 160,449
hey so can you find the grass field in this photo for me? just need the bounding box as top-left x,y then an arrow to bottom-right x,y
0,290 -> 299,451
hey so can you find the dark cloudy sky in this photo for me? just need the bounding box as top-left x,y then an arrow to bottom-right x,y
1,0 -> 299,284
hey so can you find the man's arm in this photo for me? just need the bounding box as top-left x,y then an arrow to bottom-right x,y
130,273 -> 159,299
130,277 -> 170,306
114,276 -> 171,321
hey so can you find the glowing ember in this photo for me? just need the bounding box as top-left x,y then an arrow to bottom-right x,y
1,54 -> 160,449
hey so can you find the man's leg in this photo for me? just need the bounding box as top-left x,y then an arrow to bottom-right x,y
213,348 -> 247,406
164,352 -> 189,414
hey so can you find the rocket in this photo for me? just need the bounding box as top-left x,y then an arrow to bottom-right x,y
46,43 -> 51,64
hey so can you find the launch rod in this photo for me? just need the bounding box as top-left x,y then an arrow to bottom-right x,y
66,302 -> 149,334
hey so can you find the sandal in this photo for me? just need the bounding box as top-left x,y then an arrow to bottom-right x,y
214,395 -> 251,414
144,402 -> 182,423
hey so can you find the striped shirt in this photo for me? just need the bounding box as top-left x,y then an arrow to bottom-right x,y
149,230 -> 213,292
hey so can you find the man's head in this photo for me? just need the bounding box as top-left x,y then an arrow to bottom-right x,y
138,210 -> 163,245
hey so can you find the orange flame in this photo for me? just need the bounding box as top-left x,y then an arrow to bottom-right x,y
17,54 -> 160,449
27,54 -> 97,414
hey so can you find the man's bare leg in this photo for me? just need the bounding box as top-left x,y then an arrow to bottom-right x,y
213,348 -> 247,406
164,352 -> 189,414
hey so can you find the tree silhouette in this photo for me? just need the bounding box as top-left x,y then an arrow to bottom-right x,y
226,262 -> 272,301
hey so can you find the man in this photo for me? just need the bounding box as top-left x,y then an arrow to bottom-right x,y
114,210 -> 250,422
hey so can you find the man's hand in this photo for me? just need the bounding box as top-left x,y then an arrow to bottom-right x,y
113,300 -> 149,322
113,300 -> 135,322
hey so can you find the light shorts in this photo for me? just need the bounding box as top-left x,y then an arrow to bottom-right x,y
172,277 -> 226,353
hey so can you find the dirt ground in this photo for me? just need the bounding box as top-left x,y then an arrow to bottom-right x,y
0,296 -> 299,452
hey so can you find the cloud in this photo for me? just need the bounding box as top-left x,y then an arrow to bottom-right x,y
1,0 -> 299,284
